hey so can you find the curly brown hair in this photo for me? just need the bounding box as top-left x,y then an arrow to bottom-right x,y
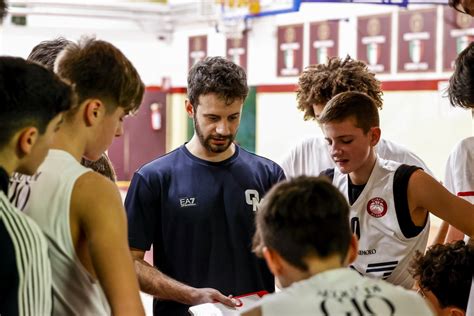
448,42 -> 474,109
410,240 -> 474,311
296,56 -> 383,121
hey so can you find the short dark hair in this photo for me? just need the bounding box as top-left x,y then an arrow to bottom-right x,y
448,42 -> 474,109
0,0 -> 7,20
297,56 -> 383,121
410,240 -> 474,311
56,37 -> 144,114
81,153 -> 116,182
28,37 -> 72,71
0,56 -> 73,147
318,91 -> 380,133
253,176 -> 351,271
187,56 -> 248,109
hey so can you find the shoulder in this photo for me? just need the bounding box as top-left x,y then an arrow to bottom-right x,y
238,146 -> 283,169
289,137 -> 326,154
449,136 -> 474,159
72,171 -> 123,217
138,147 -> 182,175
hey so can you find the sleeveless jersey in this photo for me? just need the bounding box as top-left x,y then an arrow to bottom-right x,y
332,158 -> 430,289
243,268 -> 434,316
8,150 -> 111,316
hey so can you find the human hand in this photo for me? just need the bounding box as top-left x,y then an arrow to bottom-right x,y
191,288 -> 237,307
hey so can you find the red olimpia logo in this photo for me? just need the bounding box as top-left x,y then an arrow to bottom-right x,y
366,197 -> 388,218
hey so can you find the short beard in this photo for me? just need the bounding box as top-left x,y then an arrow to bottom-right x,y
194,116 -> 235,153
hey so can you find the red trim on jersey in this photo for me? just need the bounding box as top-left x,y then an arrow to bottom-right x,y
457,191 -> 474,197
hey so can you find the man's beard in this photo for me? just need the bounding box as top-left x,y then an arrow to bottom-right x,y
194,116 -> 236,153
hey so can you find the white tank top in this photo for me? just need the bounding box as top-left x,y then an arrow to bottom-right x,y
246,268 -> 434,316
332,157 -> 430,289
9,150 -> 111,316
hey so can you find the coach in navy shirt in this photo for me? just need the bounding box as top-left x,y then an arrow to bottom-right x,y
125,56 -> 285,316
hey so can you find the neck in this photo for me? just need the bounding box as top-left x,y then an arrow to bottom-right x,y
284,254 -> 344,286
185,135 -> 236,162
0,152 -> 15,176
349,151 -> 377,185
51,120 -> 87,162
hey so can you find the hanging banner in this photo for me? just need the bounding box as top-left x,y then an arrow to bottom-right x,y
357,13 -> 392,74
277,24 -> 304,77
188,35 -> 207,71
398,8 -> 437,73
309,20 -> 339,65
443,8 -> 474,72
226,33 -> 248,72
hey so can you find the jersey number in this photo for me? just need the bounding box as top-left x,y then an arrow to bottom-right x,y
351,217 -> 361,240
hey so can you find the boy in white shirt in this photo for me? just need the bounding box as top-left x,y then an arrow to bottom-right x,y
241,176 -> 433,316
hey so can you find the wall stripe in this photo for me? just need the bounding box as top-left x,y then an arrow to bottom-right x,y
159,80 -> 447,95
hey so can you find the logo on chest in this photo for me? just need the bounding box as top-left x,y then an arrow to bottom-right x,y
366,197 -> 387,218
179,197 -> 197,208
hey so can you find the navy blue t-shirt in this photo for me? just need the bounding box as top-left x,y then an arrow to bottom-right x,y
125,145 -> 285,316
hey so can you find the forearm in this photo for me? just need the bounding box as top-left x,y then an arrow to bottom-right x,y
134,258 -> 197,305
430,220 -> 449,246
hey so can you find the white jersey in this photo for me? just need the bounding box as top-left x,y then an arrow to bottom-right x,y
332,158 -> 430,289
444,137 -> 474,243
467,276 -> 474,316
0,191 -> 52,316
8,150 -> 111,316
281,136 -> 433,178
241,268 -> 434,316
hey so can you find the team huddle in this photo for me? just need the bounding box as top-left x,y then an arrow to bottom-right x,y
0,0 -> 473,315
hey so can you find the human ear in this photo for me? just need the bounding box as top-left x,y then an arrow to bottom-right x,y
84,99 -> 104,126
185,100 -> 195,118
447,307 -> 465,316
370,127 -> 381,146
262,247 -> 283,276
18,127 -> 39,156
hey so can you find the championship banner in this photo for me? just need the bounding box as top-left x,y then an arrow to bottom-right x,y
277,24 -> 304,77
357,13 -> 391,74
226,32 -> 248,71
188,35 -> 207,71
309,20 -> 339,65
443,7 -> 474,71
398,8 -> 436,73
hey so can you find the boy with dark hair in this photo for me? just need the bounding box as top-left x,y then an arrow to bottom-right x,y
410,240 -> 473,316
241,176 -> 433,316
27,37 -> 72,71
25,37 -> 118,181
0,56 -> 72,316
9,37 -> 145,315
126,56 -> 285,315
443,42 -> 474,243
318,91 -> 474,289
281,56 -> 432,178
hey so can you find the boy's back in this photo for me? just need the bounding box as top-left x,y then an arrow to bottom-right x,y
248,268 -> 433,316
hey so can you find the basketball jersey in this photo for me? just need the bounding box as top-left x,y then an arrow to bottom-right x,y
281,137 -> 434,178
8,150 -> 111,316
0,191 -> 52,316
332,158 -> 430,289
242,268 -> 434,316
444,137 -> 474,243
